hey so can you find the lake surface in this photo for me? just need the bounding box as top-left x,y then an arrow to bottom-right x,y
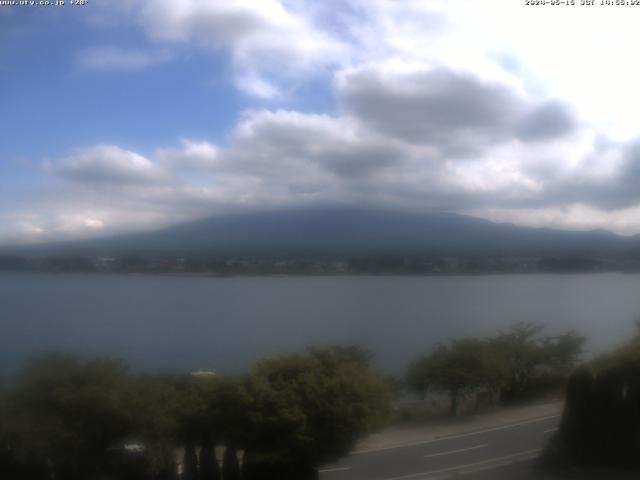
2,272 -> 639,376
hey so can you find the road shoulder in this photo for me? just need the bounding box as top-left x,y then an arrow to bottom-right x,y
355,400 -> 563,454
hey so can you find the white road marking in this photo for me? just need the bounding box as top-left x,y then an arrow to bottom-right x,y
319,466 -> 353,473
543,427 -> 558,433
352,414 -> 560,455
424,443 -> 488,459
381,448 -> 542,480
458,449 -> 542,475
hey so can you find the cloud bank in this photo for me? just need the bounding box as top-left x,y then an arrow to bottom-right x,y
4,0 -> 640,244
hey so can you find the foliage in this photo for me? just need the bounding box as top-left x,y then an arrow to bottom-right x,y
132,375 -> 182,443
558,331 -> 640,467
406,338 -> 508,415
242,348 -> 391,472
199,438 -> 221,480
4,353 -> 135,479
491,322 -> 547,401
182,442 -> 198,480
406,323 -> 586,411
0,346 -> 391,479
541,330 -> 587,373
130,373 -> 246,479
406,356 -> 433,399
493,322 -> 585,402
222,446 -> 241,480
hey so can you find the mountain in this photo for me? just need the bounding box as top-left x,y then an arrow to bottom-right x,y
4,207 -> 635,258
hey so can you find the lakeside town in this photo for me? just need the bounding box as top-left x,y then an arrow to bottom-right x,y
4,253 -> 640,276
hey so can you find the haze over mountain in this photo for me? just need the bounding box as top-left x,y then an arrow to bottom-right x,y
4,207 -> 634,258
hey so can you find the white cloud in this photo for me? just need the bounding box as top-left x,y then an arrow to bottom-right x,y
156,139 -> 220,170
47,145 -> 170,185
464,204 -> 640,236
124,0 -> 348,97
234,73 -> 283,99
410,0 -> 640,140
8,0 -> 640,243
137,0 -> 346,64
13,97 -> 640,244
336,62 -> 527,154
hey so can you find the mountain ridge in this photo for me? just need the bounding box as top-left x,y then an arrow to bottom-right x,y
2,207 -> 634,258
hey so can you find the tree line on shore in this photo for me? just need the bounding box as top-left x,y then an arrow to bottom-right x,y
406,322 -> 585,415
0,323 -> 587,480
0,253 -> 625,275
0,346 -> 390,480
406,322 -> 640,471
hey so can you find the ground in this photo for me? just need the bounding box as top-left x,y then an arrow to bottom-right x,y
320,400 -> 639,480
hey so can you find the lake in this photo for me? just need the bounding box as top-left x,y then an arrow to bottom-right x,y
1,272 -> 639,376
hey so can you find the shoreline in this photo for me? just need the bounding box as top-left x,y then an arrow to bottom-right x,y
2,269 -> 640,278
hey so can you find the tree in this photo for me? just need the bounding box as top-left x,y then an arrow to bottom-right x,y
491,323 -> 544,402
182,442 -> 198,480
0,377 -> 19,479
130,375 -> 184,480
222,445 -> 241,480
0,346 -> 391,480
199,435 -> 221,480
492,323 -> 585,402
556,333 -> 640,468
241,347 -> 391,479
406,356 -> 434,400
5,353 -> 135,480
134,372 -> 228,480
541,330 -> 586,374
131,373 -> 253,479
201,376 -> 250,450
407,339 -> 507,416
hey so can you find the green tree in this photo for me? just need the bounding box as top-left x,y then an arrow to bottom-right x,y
6,354 -> 135,480
241,347 -> 391,479
187,375 -> 249,478
406,356 -> 434,399
407,339 -> 507,416
493,323 -> 585,402
541,330 -> 586,374
130,375 -> 182,479
182,442 -> 198,480
558,331 -> 640,467
199,436 -> 221,480
0,377 -> 17,478
134,373 -> 247,480
493,322 -> 546,402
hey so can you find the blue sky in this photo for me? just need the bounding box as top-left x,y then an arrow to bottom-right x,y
1,6 -> 240,158
3,1 -> 640,244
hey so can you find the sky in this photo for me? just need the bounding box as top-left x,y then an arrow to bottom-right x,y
3,0 -> 640,245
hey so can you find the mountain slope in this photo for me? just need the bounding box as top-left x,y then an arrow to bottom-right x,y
5,207 -> 634,257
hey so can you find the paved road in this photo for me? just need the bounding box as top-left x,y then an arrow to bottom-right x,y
319,414 -> 560,480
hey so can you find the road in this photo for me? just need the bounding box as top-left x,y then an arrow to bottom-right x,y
319,414 -> 560,480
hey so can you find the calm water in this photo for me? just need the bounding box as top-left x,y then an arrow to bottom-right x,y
1,272 -> 639,375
